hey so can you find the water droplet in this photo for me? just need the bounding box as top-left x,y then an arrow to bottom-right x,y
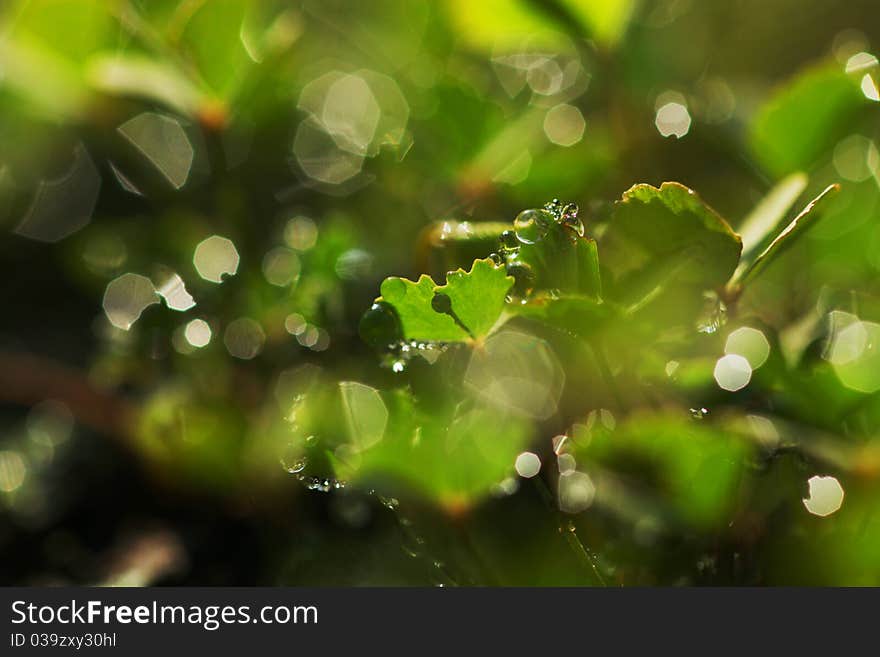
499,230 -> 519,249
697,292 -> 728,334
401,533 -> 426,558
280,448 -> 308,474
689,407 -> 709,420
543,198 -> 563,215
506,260 -> 535,295
561,203 -> 584,237
513,209 -> 551,244
359,302 -> 402,348
379,495 -> 400,510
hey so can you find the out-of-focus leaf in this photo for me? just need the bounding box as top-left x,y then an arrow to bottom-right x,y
444,0 -> 568,53
420,220 -> 510,276
557,0 -> 635,47
336,390 -> 532,512
571,411 -> 750,528
378,258 -> 513,342
462,108 -> 548,189
86,53 -> 206,117
730,184 -> 840,290
136,387 -> 245,490
751,61 -> 872,177
179,0 -> 254,98
0,34 -> 90,119
514,293 -> 610,336
607,182 -> 742,288
737,172 -> 808,259
8,0 -> 114,61
0,0 -> 116,119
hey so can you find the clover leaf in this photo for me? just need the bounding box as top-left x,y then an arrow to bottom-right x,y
378,257 -> 514,343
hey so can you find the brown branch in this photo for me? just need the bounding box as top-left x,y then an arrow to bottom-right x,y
0,349 -> 138,442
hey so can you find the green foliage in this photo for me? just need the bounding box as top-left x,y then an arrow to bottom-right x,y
379,258 -> 514,343
607,182 -> 742,288
730,184 -> 840,290
571,411 -> 749,528
338,392 -> 533,512
751,61 -> 873,177
4,0 -> 880,587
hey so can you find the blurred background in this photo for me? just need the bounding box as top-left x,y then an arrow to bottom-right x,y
1,0 -> 880,586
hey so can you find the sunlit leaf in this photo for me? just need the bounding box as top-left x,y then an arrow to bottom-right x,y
444,0 -> 569,53
86,53 -> 206,117
179,0 -> 254,99
557,0 -> 635,48
737,172 -> 808,259
607,182 -> 742,288
730,184 -> 840,289
0,34 -> 90,119
378,258 -> 513,343
751,61 -> 872,177
435,258 -> 515,339
379,275 -> 469,342
514,293 -> 609,336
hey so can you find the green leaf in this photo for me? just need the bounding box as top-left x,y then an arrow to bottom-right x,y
435,258 -> 515,339
514,293 -> 610,336
737,172 -> 808,259
557,0 -> 635,48
0,34 -> 89,120
378,258 -> 514,343
570,411 -> 750,528
730,184 -> 840,290
337,391 -> 533,512
379,275 -> 468,342
444,0 -> 570,54
86,53 -> 206,117
179,0 -> 254,99
608,182 -> 742,288
282,377 -> 533,511
513,218 -> 603,296
751,61 -> 872,177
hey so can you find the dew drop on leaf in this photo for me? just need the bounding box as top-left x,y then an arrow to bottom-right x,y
280,444 -> 308,474
359,302 -> 402,348
561,202 -> 585,237
689,407 -> 709,420
513,208 -> 551,244
499,229 -> 519,249
506,260 -> 535,295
